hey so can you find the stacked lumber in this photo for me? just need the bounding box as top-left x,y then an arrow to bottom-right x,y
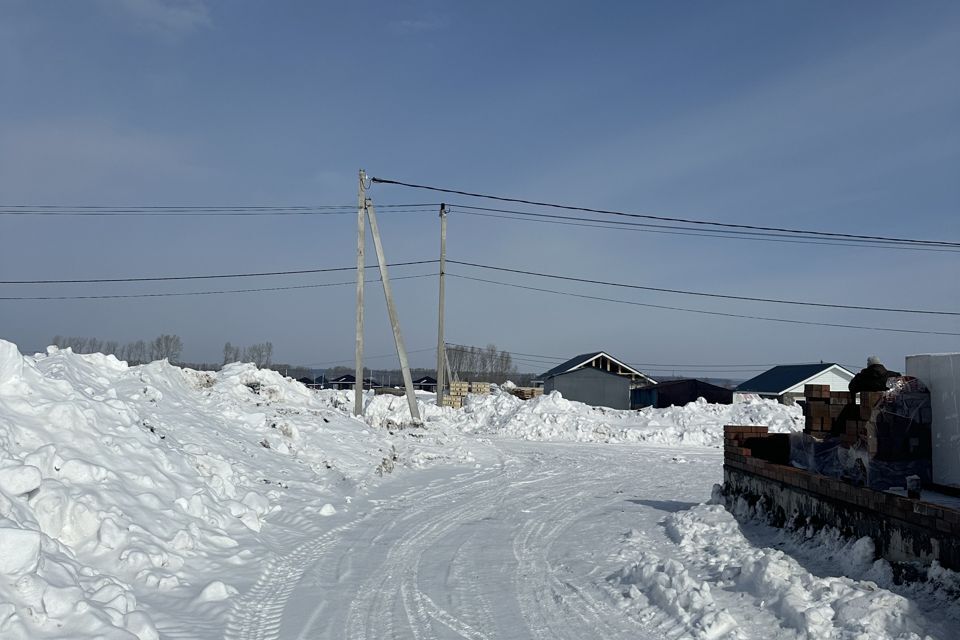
508,387 -> 543,400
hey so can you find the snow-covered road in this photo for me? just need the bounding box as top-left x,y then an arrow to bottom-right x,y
225,442 -> 719,640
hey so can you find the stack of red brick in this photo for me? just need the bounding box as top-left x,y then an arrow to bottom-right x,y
801,384 -> 930,461
802,384 -> 881,443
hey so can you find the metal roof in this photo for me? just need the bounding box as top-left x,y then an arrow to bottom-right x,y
540,352 -> 605,379
735,363 -> 851,394
539,351 -> 653,383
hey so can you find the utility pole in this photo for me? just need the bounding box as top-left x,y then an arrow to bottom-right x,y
365,199 -> 422,422
436,203 -> 448,406
354,170 -> 366,416
445,344 -> 456,383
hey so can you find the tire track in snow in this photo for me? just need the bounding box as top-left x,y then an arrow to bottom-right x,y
509,454 -> 652,640
345,464 -> 522,639
223,520 -> 357,640
226,444 -> 678,640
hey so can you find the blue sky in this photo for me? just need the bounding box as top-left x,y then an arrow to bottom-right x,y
0,0 -> 958,377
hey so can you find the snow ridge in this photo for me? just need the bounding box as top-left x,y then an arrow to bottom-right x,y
0,341 -> 463,638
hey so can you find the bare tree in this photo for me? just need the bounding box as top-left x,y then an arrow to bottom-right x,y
150,334 -> 183,363
126,340 -> 147,364
102,341 -> 120,357
223,342 -> 241,365
245,342 -> 273,368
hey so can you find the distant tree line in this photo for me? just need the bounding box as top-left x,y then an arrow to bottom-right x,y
51,334 -> 183,364
47,334 -> 315,380
324,344 -> 524,386
445,343 -> 518,384
46,337 -> 540,386
223,341 -> 273,368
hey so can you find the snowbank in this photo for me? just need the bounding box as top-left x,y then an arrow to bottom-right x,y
362,387 -> 802,447
609,497 -> 954,639
0,341 -> 464,638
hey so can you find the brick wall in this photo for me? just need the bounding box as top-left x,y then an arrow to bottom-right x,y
722,425 -> 960,571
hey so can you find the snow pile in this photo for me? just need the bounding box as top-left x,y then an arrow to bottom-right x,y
611,498 -> 946,639
608,532 -> 738,639
0,341 -> 458,638
362,387 -> 802,447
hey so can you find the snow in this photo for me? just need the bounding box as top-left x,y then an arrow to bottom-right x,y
364,386 -> 803,446
0,338 -> 954,639
0,340 -> 467,638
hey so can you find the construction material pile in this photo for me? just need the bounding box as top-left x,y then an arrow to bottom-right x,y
793,383 -> 933,489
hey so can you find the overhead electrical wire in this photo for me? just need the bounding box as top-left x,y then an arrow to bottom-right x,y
372,177 -> 960,248
446,260 -> 960,317
0,273 -> 436,301
448,206 -> 960,254
0,259 -> 439,285
0,203 -> 440,216
447,273 -> 960,337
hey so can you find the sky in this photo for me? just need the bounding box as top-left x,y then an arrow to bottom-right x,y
0,0 -> 958,379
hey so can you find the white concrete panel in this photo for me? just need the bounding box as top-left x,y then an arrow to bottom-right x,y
906,353 -> 960,488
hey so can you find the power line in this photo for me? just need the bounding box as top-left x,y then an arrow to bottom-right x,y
371,177 -> 960,248
0,203 -> 440,216
447,260 -> 960,317
0,259 -> 439,285
447,272 -> 960,337
449,206 -> 960,254
0,273 -> 436,301
0,203 -> 437,208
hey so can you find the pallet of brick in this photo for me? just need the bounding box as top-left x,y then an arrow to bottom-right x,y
858,391 -> 884,416
804,384 -> 830,400
803,401 -> 831,420
829,390 -> 852,405
470,382 -> 491,395
803,399 -> 831,433
441,395 -> 463,409
449,381 -> 470,396
840,419 -> 862,446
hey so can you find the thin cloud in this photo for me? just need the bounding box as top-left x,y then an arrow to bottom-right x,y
101,0 -> 211,36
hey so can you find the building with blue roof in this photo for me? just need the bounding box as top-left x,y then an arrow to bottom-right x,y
735,363 -> 854,405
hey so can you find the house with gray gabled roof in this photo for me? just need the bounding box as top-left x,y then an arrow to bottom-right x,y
538,351 -> 655,410
735,363 -> 854,405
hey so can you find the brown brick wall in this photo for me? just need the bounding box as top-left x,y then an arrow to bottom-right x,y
722,424 -> 960,570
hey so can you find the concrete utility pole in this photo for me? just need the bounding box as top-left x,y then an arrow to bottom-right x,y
445,344 -> 456,383
365,199 -> 422,422
435,203 -> 448,406
354,170 -> 367,416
